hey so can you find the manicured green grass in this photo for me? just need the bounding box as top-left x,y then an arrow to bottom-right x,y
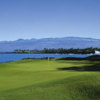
0,59 -> 100,100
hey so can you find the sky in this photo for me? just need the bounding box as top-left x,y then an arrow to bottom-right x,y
0,0 -> 100,41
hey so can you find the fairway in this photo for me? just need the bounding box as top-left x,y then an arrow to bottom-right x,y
0,59 -> 100,100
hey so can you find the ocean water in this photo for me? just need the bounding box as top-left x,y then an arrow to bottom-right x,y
0,54 -> 93,63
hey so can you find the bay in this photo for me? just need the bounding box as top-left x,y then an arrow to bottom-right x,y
0,53 -> 93,63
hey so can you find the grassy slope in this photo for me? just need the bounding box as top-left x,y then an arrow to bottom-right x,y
0,59 -> 100,100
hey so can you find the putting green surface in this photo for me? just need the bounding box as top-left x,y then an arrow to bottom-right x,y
0,59 -> 100,100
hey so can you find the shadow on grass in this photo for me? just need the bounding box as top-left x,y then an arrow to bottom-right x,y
72,84 -> 100,100
55,57 -> 85,60
58,63 -> 100,71
56,55 -> 100,61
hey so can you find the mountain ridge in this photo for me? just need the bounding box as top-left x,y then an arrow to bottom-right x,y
0,37 -> 100,52
1,37 -> 100,42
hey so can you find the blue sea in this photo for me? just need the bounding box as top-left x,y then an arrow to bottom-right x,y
0,53 -> 93,63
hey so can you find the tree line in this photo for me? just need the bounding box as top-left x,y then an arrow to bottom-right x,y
14,47 -> 100,54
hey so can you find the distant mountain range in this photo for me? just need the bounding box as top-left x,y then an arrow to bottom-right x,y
0,37 -> 100,52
